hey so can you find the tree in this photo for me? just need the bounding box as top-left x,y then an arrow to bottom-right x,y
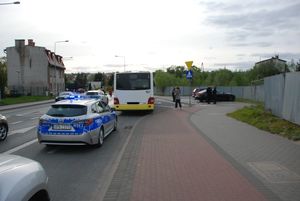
249,62 -> 281,80
166,66 -> 185,78
74,73 -> 87,89
154,70 -> 176,88
94,72 -> 104,82
288,59 -> 296,72
296,60 -> 300,72
107,73 -> 114,87
214,69 -> 233,86
0,57 -> 7,98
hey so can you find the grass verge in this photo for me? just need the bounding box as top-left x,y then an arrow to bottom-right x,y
227,104 -> 300,141
0,96 -> 53,106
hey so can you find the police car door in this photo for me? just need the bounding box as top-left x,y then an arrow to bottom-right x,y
97,101 -> 113,136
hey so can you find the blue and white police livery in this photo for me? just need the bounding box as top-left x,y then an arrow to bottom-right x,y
38,98 -> 117,147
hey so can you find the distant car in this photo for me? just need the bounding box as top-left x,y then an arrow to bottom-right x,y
85,90 -> 109,104
192,88 -> 205,98
38,98 -> 117,147
195,89 -> 235,102
0,154 -> 50,201
55,91 -> 77,102
0,114 -> 8,141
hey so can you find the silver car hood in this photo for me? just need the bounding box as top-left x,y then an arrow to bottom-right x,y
0,154 -> 49,201
0,154 -> 34,174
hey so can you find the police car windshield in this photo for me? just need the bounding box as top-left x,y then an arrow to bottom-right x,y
47,105 -> 87,117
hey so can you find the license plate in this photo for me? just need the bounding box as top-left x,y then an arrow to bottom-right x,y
53,124 -> 72,130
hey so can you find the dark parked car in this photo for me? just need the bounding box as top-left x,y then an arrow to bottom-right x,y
0,114 -> 8,141
192,88 -> 206,98
195,89 -> 235,102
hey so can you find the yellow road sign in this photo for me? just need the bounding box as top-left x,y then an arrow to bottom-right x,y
185,61 -> 193,70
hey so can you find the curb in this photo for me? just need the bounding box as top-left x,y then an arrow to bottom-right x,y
0,99 -> 55,112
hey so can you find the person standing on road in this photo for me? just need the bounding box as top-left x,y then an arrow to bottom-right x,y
174,86 -> 182,109
212,86 -> 217,104
206,87 -> 212,104
171,87 -> 176,102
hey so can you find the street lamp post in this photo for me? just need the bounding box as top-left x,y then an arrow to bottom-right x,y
0,1 -> 20,5
54,40 -> 69,95
115,55 -> 126,72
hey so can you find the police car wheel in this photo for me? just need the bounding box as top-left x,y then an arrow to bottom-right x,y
96,128 -> 104,147
113,119 -> 117,131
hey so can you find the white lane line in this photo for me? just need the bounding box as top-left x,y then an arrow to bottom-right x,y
31,117 -> 40,120
16,111 -> 34,117
3,139 -> 38,154
8,126 -> 36,136
10,121 -> 23,125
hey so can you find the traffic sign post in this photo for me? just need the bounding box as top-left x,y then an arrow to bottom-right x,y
185,61 -> 193,107
185,61 -> 193,70
186,70 -> 193,79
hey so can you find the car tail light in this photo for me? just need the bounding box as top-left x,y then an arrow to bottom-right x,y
148,97 -> 155,104
114,97 -> 120,105
84,119 -> 93,126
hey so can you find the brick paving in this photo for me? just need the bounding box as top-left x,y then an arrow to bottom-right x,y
129,107 -> 268,201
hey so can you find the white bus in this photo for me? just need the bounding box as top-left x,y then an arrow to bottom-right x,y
113,71 -> 155,111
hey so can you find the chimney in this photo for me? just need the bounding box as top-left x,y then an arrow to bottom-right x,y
28,39 -> 35,46
15,39 -> 25,48
15,39 -> 25,66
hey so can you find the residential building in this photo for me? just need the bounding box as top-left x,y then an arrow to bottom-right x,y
5,39 -> 65,96
255,55 -> 287,73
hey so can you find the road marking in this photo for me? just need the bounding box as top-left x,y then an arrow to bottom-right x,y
16,111 -> 35,117
3,139 -> 38,154
31,117 -> 40,120
10,121 -> 23,125
8,126 -> 36,136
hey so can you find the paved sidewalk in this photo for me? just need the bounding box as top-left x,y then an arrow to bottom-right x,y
103,97 -> 300,201
130,106 -> 268,201
190,102 -> 300,201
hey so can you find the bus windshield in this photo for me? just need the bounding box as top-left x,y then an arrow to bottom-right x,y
116,73 -> 150,90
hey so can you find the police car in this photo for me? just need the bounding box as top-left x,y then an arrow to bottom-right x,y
85,90 -> 109,104
37,98 -> 117,147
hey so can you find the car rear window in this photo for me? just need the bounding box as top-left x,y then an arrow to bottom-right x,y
86,92 -> 99,95
47,105 -> 87,117
116,73 -> 150,90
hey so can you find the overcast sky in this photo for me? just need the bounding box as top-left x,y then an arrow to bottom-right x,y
1,0 -> 300,73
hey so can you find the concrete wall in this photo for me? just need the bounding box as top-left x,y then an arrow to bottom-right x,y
264,74 -> 285,117
282,72 -> 300,125
264,72 -> 300,125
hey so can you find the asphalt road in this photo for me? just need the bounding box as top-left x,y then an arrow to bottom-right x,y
0,100 -> 174,201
